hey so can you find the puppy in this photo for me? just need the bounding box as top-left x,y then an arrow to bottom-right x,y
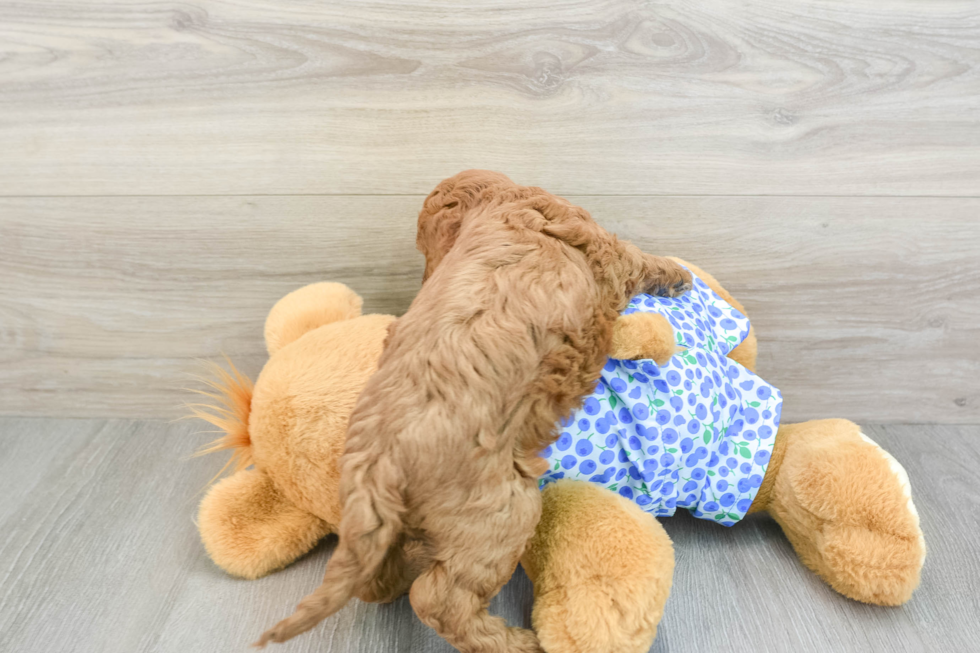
256,171 -> 691,653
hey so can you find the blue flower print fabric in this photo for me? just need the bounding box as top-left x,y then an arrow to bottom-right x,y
539,269 -> 782,526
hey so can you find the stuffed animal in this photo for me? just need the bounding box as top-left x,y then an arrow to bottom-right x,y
192,261 -> 924,653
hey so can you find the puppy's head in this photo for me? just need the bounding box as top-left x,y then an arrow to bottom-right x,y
416,170 -> 517,281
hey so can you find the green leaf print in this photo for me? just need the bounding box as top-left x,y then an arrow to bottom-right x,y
703,432 -> 712,444
748,401 -> 761,407
714,514 -> 725,520
707,470 -> 716,477
653,399 -> 665,407
666,447 -> 678,454
739,446 -> 751,459
726,513 -> 740,520
609,395 -> 618,409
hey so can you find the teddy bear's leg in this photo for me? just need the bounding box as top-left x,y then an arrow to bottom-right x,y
521,480 -> 675,653
750,419 -> 925,605
198,468 -> 333,579
264,282 -> 364,355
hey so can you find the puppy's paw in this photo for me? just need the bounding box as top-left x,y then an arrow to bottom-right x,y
656,280 -> 693,297
645,257 -> 693,297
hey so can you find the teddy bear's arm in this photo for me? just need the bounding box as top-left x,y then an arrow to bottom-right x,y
198,468 -> 332,579
609,313 -> 679,365
609,257 -> 757,369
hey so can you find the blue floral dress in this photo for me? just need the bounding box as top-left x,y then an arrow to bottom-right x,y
539,269 -> 782,526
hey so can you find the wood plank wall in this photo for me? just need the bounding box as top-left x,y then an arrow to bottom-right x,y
1,0 -> 978,422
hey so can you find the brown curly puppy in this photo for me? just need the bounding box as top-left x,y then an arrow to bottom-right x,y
256,171 -> 691,653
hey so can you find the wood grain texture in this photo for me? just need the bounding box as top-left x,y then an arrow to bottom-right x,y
2,195 -> 978,422
1,0 -> 978,196
0,419 -> 976,653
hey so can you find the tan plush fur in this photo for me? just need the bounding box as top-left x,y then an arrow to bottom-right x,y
195,281 -> 679,653
522,480 -> 674,653
199,469 -> 330,580
752,419 -> 925,605
256,171 -> 691,651
263,282 -> 364,355
195,282 -> 394,580
610,312 -> 679,365
193,223 -> 923,653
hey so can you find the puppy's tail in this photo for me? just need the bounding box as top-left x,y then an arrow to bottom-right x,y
254,456 -> 403,647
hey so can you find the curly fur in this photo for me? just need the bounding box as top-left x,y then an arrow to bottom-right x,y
257,170 -> 691,652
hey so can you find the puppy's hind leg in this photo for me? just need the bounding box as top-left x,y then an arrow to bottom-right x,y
356,537 -> 428,604
410,561 -> 543,653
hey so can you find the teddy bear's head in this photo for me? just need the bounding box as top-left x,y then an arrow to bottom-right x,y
192,283 -> 393,579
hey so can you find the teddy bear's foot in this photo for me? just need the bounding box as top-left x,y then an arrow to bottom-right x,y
766,420 -> 925,606
199,468 -> 333,579
521,480 -> 674,653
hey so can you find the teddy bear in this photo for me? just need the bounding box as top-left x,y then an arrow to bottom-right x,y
192,261 -> 924,653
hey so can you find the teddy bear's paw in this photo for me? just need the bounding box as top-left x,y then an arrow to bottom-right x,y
776,426 -> 925,606
812,432 -> 925,606
815,519 -> 925,606
534,580 -> 666,653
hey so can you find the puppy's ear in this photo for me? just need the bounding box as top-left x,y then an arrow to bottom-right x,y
535,197 -> 598,250
416,201 -> 463,282
517,455 -> 550,479
417,170 -> 518,281
383,318 -> 398,350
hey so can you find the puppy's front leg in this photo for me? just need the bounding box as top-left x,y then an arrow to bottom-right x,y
640,253 -> 692,298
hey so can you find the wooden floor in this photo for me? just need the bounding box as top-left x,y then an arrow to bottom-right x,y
0,418 -> 977,653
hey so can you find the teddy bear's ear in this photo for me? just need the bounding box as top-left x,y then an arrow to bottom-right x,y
264,282 -> 363,356
198,468 -> 333,579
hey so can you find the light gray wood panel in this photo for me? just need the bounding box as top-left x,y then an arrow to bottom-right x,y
0,419 -> 976,653
2,195 -> 978,422
1,0 -> 978,196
